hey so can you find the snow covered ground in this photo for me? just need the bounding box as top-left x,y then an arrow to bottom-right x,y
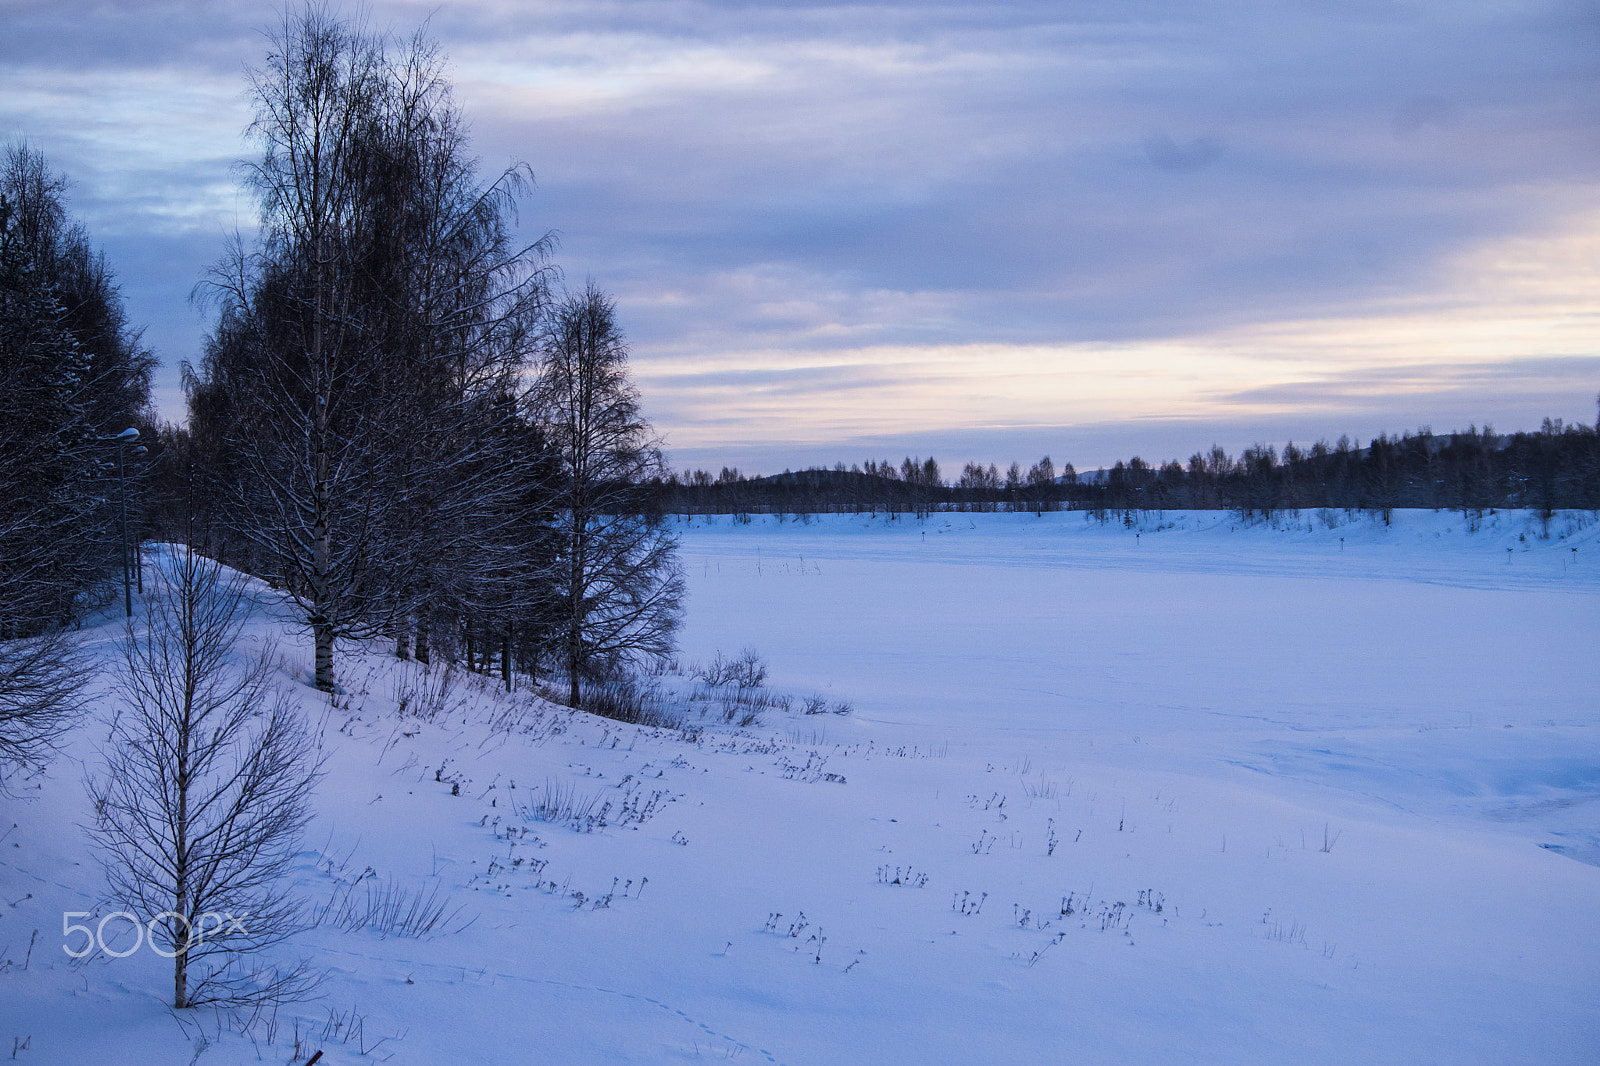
2,508 -> 1597,1064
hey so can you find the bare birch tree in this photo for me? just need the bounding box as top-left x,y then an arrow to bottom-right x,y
192,9 -> 390,692
534,285 -> 682,706
193,7 -> 552,691
88,550 -> 319,1008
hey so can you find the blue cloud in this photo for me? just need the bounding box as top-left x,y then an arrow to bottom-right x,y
3,0 -> 1593,458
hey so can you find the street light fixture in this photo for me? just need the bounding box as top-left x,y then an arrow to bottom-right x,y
132,443 -> 147,593
113,426 -> 139,618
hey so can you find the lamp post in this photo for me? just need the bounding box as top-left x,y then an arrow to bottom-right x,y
132,443 -> 147,593
113,426 -> 139,618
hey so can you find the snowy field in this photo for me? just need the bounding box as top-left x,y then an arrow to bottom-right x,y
2,509 -> 1597,1064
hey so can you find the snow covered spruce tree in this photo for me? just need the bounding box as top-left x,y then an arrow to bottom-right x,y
0,143 -> 155,634
534,284 -> 683,707
1,144 -> 150,782
88,550 -> 319,1009
0,180 -> 90,782
192,7 -> 552,691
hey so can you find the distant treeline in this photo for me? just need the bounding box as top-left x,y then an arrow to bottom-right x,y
657,420 -> 1600,522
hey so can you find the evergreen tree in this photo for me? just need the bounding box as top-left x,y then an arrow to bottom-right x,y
1,145 -> 151,633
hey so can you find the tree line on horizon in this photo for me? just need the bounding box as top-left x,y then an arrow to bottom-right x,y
661,419 -> 1600,523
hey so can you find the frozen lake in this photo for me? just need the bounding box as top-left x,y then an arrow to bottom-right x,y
679,509 -> 1600,838
666,509 -> 1600,1062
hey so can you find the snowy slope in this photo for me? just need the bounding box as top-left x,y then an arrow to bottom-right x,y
1,510 -> 1596,1065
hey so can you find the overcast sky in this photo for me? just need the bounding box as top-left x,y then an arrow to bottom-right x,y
4,0 -> 1597,472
